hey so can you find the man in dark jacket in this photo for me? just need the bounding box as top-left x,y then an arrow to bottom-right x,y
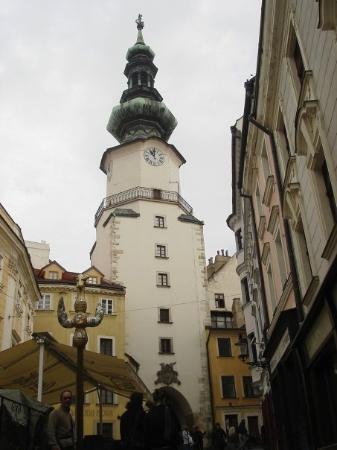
144,389 -> 181,450
120,392 -> 146,450
48,390 -> 75,450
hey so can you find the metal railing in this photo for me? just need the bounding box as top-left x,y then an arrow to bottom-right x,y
95,186 -> 193,224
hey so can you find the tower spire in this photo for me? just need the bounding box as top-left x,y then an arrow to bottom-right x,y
106,16 -> 177,144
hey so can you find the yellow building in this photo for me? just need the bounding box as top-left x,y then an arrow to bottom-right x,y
33,260 -> 128,439
206,313 -> 262,439
0,204 -> 40,350
206,252 -> 262,439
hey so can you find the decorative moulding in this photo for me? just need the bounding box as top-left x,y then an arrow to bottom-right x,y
303,276 -> 320,307
258,216 -> 266,240
262,175 -> 274,207
267,205 -> 280,234
261,242 -> 270,265
321,224 -> 337,260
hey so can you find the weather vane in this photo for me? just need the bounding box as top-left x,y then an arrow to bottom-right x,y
136,13 -> 144,30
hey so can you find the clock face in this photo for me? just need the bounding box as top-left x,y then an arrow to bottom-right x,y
143,147 -> 165,166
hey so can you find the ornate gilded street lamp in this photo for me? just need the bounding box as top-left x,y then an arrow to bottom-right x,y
58,274 -> 104,450
235,334 -> 249,361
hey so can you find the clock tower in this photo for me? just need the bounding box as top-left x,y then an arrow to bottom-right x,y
92,16 -> 211,429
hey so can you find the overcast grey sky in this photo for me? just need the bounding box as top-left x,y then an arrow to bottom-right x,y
0,0 -> 261,272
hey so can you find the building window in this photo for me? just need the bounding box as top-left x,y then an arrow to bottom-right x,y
221,376 -> 236,399
48,271 -> 58,280
248,333 -> 258,363
215,293 -> 225,308
211,311 -> 233,328
99,388 -> 114,405
321,160 -> 337,223
36,294 -> 51,310
155,244 -> 167,258
293,38 -> 305,84
97,423 -> 113,438
218,338 -> 232,357
87,276 -> 97,284
275,110 -> 291,179
159,338 -> 173,354
261,144 -> 270,182
100,338 -> 113,356
288,24 -> 305,93
242,278 -> 250,303
266,263 -> 277,312
159,308 -> 171,323
157,272 -> 170,287
275,230 -> 287,287
243,376 -> 255,398
235,229 -> 243,250
154,215 -> 166,228
101,299 -> 114,315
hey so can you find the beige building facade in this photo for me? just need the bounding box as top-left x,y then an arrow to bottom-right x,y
0,204 -> 40,350
228,1 -> 337,449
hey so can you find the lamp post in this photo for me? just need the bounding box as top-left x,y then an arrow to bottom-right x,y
58,275 -> 104,450
235,334 -> 249,361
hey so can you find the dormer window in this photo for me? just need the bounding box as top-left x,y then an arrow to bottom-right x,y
87,277 -> 97,285
48,271 -> 58,280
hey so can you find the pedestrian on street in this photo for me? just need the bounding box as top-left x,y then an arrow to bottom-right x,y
191,426 -> 205,450
238,419 -> 248,449
211,423 -> 226,450
120,392 -> 146,450
182,427 -> 194,450
47,390 -> 75,450
144,389 -> 181,450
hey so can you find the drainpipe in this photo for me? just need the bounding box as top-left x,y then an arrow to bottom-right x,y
240,191 -> 270,339
205,329 -> 215,425
248,117 -> 304,323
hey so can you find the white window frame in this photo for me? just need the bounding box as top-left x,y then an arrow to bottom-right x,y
48,271 -> 59,280
101,298 -> 114,315
155,243 -> 168,258
36,293 -> 52,310
97,336 -> 115,356
156,272 -> 170,287
158,307 -> 171,323
87,276 -> 98,284
154,215 -> 166,228
159,337 -> 173,354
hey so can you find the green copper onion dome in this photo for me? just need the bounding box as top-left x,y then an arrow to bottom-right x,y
107,14 -> 177,143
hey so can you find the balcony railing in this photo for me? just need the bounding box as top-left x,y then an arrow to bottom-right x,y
95,186 -> 193,225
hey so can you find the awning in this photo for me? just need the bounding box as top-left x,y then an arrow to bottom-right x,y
0,333 -> 149,404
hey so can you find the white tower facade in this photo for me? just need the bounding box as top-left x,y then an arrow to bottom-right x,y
91,17 -> 211,428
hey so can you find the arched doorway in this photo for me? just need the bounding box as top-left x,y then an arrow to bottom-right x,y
156,386 -> 194,428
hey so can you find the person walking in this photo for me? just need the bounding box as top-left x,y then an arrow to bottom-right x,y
144,389 -> 181,450
120,392 -> 146,450
191,426 -> 205,450
238,419 -> 248,449
211,423 -> 226,450
48,390 -> 75,450
182,428 -> 193,450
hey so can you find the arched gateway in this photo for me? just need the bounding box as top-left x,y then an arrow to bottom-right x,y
155,386 -> 194,429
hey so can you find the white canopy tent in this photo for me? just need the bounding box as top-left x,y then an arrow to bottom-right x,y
0,333 -> 149,404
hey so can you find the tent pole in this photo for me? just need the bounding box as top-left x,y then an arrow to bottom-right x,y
98,386 -> 103,436
76,346 -> 84,450
36,337 -> 45,402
